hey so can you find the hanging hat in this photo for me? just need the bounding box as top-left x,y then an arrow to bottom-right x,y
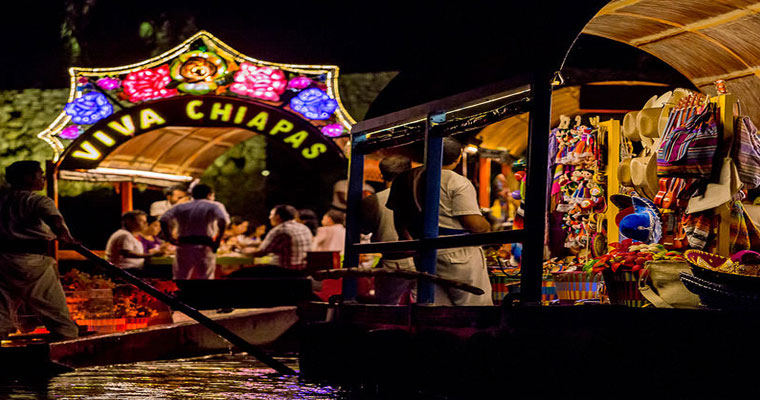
622,111 -> 641,142
630,139 -> 660,200
618,195 -> 662,244
618,157 -> 634,187
636,91 -> 675,139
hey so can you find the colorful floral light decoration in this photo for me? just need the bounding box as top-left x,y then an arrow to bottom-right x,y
123,64 -> 178,102
64,92 -> 114,125
287,76 -> 312,90
59,125 -> 82,140
289,88 -> 338,120
96,77 -> 121,90
320,124 -> 344,137
169,50 -> 227,95
230,63 -> 288,101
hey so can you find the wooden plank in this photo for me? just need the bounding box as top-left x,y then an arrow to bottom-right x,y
602,119 -> 622,247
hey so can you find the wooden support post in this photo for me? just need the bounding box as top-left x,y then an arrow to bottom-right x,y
521,71 -> 553,305
479,157 -> 491,208
418,113 -> 445,304
342,146 -> 366,301
119,181 -> 133,213
711,93 -> 736,257
601,119 -> 621,247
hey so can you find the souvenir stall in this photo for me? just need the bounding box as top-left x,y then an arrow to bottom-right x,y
541,81 -> 760,309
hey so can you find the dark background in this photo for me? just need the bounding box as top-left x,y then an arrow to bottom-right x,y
2,1 -> 696,248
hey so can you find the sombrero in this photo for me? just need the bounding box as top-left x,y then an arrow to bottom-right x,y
683,250 -> 760,293
618,195 -> 662,244
684,250 -> 760,278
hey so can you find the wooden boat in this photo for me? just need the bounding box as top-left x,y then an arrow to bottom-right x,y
1,306 -> 298,376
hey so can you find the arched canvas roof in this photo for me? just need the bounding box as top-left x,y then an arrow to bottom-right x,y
583,0 -> 760,124
39,31 -> 352,185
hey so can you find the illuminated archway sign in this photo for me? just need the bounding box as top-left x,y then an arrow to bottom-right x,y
36,30 -> 354,180
58,95 -> 343,171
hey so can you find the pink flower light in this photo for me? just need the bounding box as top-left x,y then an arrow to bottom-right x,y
96,77 -> 121,90
287,76 -> 312,90
320,124 -> 344,137
230,63 -> 287,101
60,125 -> 82,140
122,65 -> 178,103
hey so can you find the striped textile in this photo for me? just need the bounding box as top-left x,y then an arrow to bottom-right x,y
733,116 -> 760,189
552,271 -> 601,302
657,103 -> 718,178
602,270 -> 647,307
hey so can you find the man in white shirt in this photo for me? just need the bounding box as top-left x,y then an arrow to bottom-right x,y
106,210 -> 162,270
149,185 -> 189,218
387,138 -> 493,306
160,184 -> 229,279
0,161 -> 79,341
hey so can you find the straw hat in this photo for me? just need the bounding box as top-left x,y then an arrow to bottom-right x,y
622,111 -> 641,142
618,157 -> 634,187
636,91 -> 674,139
630,139 -> 660,200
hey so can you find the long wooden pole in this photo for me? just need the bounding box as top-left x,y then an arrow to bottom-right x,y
71,244 -> 296,375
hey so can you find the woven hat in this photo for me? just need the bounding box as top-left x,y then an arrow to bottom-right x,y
630,139 -> 660,200
622,111 -> 641,142
618,195 -> 662,244
618,157 -> 634,187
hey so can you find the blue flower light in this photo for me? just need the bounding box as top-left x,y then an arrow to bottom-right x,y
289,88 -> 338,120
64,92 -> 114,125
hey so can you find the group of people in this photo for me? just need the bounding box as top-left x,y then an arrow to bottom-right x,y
105,182 -> 348,280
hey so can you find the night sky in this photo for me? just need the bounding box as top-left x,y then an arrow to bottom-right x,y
2,1 -> 690,113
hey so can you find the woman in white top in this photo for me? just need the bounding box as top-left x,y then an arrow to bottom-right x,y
313,209 -> 346,253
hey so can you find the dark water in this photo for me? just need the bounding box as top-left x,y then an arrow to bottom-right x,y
0,354 -> 351,400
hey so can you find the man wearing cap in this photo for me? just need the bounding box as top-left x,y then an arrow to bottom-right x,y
160,184 -> 229,279
387,138 -> 493,306
0,161 -> 79,341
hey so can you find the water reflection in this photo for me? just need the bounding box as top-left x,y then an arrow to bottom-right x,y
2,354 -> 348,399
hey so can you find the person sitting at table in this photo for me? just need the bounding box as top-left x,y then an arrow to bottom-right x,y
138,216 -> 173,255
313,209 -> 346,253
245,205 -> 313,270
251,223 -> 267,244
222,216 -> 258,253
296,209 -> 319,237
106,210 -> 163,270
160,184 -> 229,280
